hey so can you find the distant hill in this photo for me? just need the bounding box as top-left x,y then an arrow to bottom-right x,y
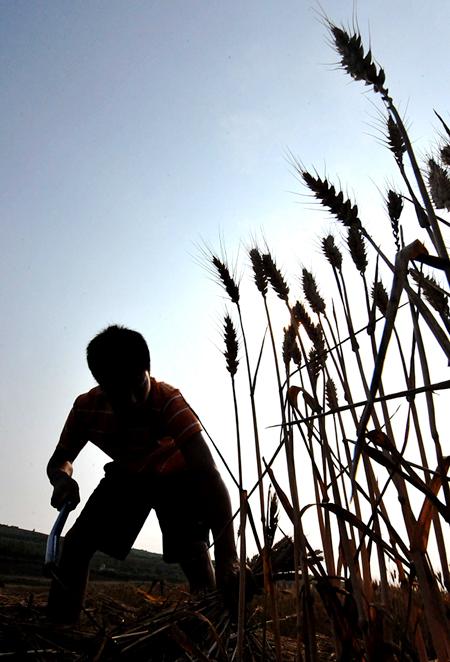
0,523 -> 186,586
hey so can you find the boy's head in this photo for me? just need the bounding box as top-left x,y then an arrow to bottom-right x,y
87,325 -> 151,413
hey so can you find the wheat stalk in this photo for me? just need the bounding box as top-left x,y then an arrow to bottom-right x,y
428,158 -> 450,211
302,268 -> 326,315
262,253 -> 290,302
347,225 -> 368,274
222,314 -> 239,377
386,189 -> 403,252
321,234 -> 343,271
386,114 -> 406,166
327,21 -> 386,93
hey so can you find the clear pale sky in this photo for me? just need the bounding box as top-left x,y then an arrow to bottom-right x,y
2,1 -> 449,556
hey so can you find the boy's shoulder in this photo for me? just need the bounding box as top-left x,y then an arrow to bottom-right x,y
71,379 -> 185,414
151,377 -> 178,393
73,385 -> 109,411
150,377 -> 180,408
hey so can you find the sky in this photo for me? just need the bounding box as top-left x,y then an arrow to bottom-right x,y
2,0 -> 450,560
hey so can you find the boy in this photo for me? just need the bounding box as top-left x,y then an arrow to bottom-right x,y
47,325 -> 246,623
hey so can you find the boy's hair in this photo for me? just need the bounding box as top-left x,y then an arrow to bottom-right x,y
86,325 -> 151,385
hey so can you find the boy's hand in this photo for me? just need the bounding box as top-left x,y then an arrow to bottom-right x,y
215,557 -> 259,607
51,473 -> 80,511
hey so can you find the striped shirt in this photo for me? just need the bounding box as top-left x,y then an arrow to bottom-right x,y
56,378 -> 202,474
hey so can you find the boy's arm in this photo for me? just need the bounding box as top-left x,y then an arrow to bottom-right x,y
180,431 -> 255,597
47,447 -> 81,511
